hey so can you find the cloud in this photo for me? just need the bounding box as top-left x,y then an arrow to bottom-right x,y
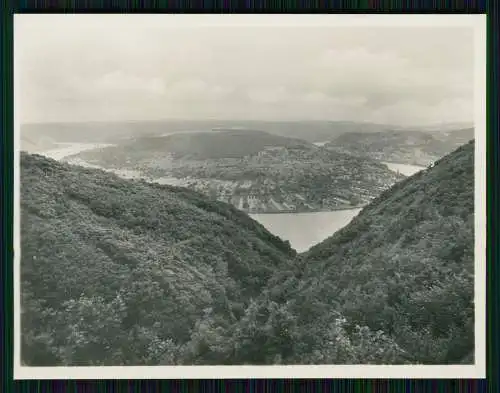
368,98 -> 473,126
159,80 -> 234,103
90,71 -> 166,96
16,15 -> 476,125
247,86 -> 288,103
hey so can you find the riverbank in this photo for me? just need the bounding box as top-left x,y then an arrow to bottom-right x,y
62,157 -> 370,215
38,143 -> 389,216
242,204 -> 367,215
382,160 -> 428,167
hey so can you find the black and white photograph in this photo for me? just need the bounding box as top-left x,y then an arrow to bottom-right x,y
14,14 -> 486,379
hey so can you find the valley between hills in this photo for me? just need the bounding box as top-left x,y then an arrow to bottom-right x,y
21,139 -> 475,366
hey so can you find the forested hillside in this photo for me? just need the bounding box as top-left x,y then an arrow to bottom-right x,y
20,153 -> 295,366
269,140 -> 475,364
21,140 -> 475,365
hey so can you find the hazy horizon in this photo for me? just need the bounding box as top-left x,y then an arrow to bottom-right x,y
16,15 -> 474,126
20,118 -> 474,128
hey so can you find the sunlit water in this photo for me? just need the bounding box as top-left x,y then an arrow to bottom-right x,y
382,161 -> 425,177
249,162 -> 424,251
41,143 -> 114,160
250,209 -> 362,253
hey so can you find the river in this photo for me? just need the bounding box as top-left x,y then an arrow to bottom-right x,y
250,161 -> 424,251
250,209 -> 362,253
382,161 -> 425,176
36,143 -> 422,253
40,143 -> 114,160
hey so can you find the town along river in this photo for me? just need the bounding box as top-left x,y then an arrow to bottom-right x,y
250,162 -> 425,252
38,144 -> 424,253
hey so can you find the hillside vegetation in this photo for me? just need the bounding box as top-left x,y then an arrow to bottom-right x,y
196,140 -> 474,365
265,140 -> 475,364
21,140 -> 474,365
21,153 -> 295,366
326,128 -> 474,166
70,130 -> 403,214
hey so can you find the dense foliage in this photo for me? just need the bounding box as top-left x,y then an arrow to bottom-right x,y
21,141 -> 474,365
21,153 -> 295,366
297,140 -> 475,364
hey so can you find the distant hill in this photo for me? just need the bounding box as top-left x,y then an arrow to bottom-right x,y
25,119 -> 463,146
406,122 -> 474,132
113,130 -> 313,160
325,128 -> 474,166
268,121 -> 474,143
229,120 -> 399,143
256,140 -> 474,364
22,120 -> 474,146
431,127 -> 476,147
69,130 -> 404,214
20,153 -> 296,366
21,120 -> 398,145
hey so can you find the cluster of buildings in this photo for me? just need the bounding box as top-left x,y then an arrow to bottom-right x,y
90,145 -> 403,214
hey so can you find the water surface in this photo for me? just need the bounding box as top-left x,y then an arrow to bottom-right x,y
42,143 -> 113,160
250,209 -> 362,253
382,161 -> 425,177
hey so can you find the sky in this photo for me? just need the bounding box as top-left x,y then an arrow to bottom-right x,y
16,15 -> 477,126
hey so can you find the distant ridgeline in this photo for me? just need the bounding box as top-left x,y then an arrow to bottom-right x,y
325,128 -> 474,167
21,140 -> 474,366
67,130 -> 404,214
